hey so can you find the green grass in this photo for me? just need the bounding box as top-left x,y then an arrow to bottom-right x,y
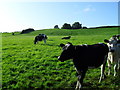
2,27 -> 120,89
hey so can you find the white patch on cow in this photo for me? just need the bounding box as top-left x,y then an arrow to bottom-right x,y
65,44 -> 71,47
62,44 -> 71,50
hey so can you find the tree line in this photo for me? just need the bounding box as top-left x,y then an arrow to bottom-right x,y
54,22 -> 87,29
20,22 -> 86,34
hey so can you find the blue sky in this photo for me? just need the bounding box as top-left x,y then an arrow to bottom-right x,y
0,1 -> 119,32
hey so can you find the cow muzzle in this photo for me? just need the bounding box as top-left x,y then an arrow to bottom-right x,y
58,56 -> 64,62
110,49 -> 115,52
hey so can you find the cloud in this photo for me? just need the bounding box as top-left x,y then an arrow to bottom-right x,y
83,5 -> 96,12
84,7 -> 91,12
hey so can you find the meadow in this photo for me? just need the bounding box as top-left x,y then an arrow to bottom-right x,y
2,27 -> 120,89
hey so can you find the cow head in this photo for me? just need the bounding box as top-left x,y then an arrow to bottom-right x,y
58,42 -> 74,62
104,37 -> 118,52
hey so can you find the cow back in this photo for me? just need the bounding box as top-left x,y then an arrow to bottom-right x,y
73,44 -> 109,69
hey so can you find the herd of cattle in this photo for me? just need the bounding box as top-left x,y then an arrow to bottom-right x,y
34,34 -> 120,89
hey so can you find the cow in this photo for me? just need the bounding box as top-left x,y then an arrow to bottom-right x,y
104,35 -> 120,76
113,34 -> 120,40
34,34 -> 47,44
58,42 -> 109,89
62,36 -> 71,39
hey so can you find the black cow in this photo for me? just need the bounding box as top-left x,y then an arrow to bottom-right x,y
58,42 -> 109,89
34,34 -> 47,44
62,36 -> 71,39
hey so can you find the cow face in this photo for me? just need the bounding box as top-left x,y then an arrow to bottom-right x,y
58,42 -> 74,62
104,37 -> 118,52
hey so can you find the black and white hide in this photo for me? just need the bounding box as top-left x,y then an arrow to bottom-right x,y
34,34 -> 47,44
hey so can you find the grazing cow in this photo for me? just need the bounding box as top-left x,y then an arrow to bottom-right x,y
113,34 -> 120,40
104,35 -> 120,76
34,34 -> 47,44
62,36 -> 71,39
58,42 -> 109,89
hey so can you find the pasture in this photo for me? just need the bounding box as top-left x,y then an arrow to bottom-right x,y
2,27 -> 120,89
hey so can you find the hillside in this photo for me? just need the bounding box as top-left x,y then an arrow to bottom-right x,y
2,27 -> 119,37
17,27 -> 119,36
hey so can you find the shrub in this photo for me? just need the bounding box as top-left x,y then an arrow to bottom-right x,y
21,28 -> 35,34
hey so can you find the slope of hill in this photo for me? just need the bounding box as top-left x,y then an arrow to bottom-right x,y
24,27 -> 118,36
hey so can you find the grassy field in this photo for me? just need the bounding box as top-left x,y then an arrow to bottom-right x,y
2,27 -> 120,89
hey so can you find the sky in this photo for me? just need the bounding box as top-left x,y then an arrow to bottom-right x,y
0,0 -> 119,32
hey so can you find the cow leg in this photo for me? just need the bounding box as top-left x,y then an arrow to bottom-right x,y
76,76 -> 81,89
34,40 -> 37,44
99,64 -> 106,82
75,68 -> 87,89
36,41 -> 38,44
99,56 -> 107,82
114,63 -> 118,76
43,39 -> 46,44
107,59 -> 111,75
114,59 -> 120,76
118,59 -> 120,70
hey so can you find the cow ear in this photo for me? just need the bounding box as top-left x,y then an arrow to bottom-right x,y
60,43 -> 65,47
67,42 -> 72,45
104,39 -> 109,43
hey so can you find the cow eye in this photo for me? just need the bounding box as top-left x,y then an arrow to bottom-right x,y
63,46 -> 68,50
62,47 -> 66,50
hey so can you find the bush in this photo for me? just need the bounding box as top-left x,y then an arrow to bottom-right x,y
83,26 -> 87,29
72,22 -> 82,29
21,28 -> 35,34
54,25 -> 59,29
61,23 -> 72,29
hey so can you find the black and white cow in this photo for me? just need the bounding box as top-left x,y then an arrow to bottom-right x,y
58,42 -> 109,89
113,34 -> 120,40
104,35 -> 120,76
34,34 -> 47,44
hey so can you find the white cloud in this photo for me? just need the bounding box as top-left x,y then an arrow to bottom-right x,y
83,7 -> 96,12
83,5 -> 96,12
84,7 -> 91,12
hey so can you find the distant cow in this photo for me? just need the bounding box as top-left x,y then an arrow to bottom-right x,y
62,36 -> 71,39
113,34 -> 120,40
34,34 -> 47,44
58,42 -> 109,89
104,35 -> 120,76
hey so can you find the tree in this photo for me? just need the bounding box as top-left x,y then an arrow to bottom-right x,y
72,22 -> 82,29
61,23 -> 72,29
54,25 -> 59,29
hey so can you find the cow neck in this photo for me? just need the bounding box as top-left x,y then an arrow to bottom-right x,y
72,46 -> 78,57
72,45 -> 88,58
